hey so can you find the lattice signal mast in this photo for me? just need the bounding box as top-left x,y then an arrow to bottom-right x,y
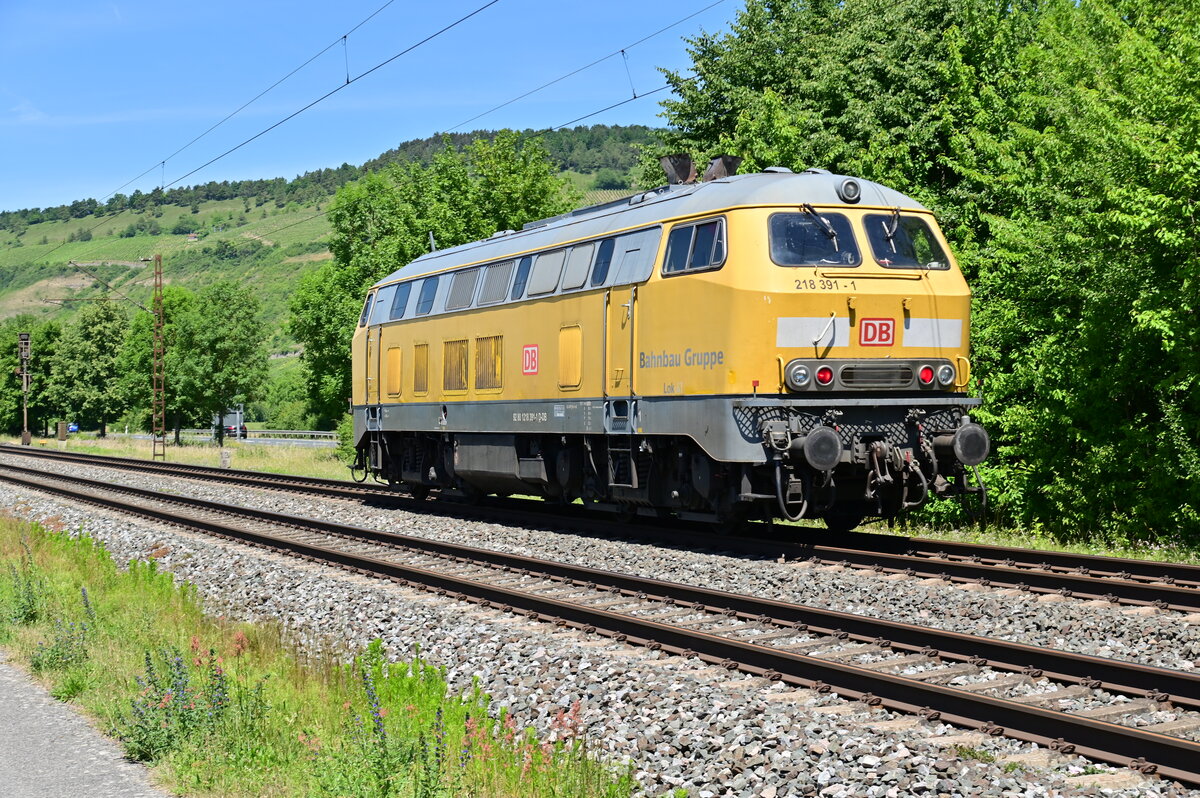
16,332 -> 30,446
151,254 -> 166,460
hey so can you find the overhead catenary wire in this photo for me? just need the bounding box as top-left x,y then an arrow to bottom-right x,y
100,0 -> 402,204
41,0 -> 501,265
52,80 -> 673,273
200,81 -> 679,246
162,0 -> 502,191
66,260 -> 149,313
156,6 -> 729,244
45,1 -> 723,273
447,0 -> 727,132
547,85 -> 669,131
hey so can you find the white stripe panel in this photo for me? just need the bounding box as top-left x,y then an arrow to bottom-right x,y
902,318 -> 962,349
777,317 -> 851,348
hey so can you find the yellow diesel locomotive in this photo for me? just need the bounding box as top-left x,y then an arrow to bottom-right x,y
350,158 -> 989,530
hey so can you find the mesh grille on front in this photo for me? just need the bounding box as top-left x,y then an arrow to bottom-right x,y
839,364 -> 914,387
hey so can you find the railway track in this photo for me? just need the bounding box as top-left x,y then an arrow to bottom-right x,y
6,444 -> 1200,613
2,459 -> 1200,786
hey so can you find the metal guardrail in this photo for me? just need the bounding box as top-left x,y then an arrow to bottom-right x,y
181,429 -> 337,440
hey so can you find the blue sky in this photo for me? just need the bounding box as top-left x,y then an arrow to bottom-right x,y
0,0 -> 738,212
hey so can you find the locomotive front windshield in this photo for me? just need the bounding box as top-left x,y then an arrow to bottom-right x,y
769,212 -> 860,266
864,212 -> 950,270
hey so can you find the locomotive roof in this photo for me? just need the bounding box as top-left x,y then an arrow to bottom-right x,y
372,169 -> 928,287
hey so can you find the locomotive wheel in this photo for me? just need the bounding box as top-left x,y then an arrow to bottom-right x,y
715,505 -> 753,536
823,511 -> 865,534
408,485 -> 430,501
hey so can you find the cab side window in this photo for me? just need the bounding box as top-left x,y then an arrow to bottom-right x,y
358,291 -> 375,326
590,238 -> 616,286
663,218 -> 726,275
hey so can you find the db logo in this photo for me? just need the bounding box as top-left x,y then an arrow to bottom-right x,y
860,318 -> 895,347
522,345 -> 539,375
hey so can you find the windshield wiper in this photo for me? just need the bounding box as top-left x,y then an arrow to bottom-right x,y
882,208 -> 900,251
801,204 -> 838,250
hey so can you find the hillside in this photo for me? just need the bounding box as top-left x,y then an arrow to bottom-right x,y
0,125 -> 655,349
0,201 -> 333,351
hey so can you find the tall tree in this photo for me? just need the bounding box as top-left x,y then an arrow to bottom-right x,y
46,302 -> 130,436
0,318 -> 27,433
25,320 -> 61,436
291,132 -> 577,423
115,286 -> 198,442
174,281 -> 269,446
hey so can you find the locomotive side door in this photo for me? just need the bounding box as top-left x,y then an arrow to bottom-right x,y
364,289 -> 381,407
365,325 -> 381,406
604,285 -> 636,400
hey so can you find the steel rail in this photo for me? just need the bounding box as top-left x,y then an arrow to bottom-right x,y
0,444 -> 397,500
2,463 -> 1200,785
5,445 -> 1200,610
5,460 -> 1195,706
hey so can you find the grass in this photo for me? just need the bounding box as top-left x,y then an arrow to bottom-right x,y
869,513 -> 1200,566
0,517 -> 633,797
9,435 -> 351,481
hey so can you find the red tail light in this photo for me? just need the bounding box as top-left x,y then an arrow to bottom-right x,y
816,366 -> 834,385
918,365 -> 935,385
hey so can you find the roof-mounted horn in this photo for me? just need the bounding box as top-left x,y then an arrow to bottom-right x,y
702,155 -> 742,181
660,154 -> 696,185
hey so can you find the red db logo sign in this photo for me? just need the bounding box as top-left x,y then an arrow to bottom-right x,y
522,345 -> 539,375
860,318 -> 895,347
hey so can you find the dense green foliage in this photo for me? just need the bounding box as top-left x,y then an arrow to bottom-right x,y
0,282 -> 267,437
652,0 -> 1199,541
46,302 -> 130,437
114,282 -> 269,443
362,125 -> 656,185
291,131 -> 578,422
0,317 -> 59,435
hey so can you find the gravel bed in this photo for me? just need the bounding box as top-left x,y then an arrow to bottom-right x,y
2,483 -> 1195,796
9,453 -> 1200,675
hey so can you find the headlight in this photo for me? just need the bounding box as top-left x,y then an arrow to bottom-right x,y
918,365 -> 935,385
785,360 -> 811,390
937,364 -> 955,386
816,366 -> 835,386
837,178 -> 862,203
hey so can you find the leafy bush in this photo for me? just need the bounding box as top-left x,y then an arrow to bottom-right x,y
30,617 -> 89,672
335,413 -> 356,465
116,644 -> 234,761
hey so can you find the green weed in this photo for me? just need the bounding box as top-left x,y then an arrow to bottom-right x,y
0,517 -> 632,797
30,617 -> 89,672
7,538 -> 46,624
953,745 -> 996,763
